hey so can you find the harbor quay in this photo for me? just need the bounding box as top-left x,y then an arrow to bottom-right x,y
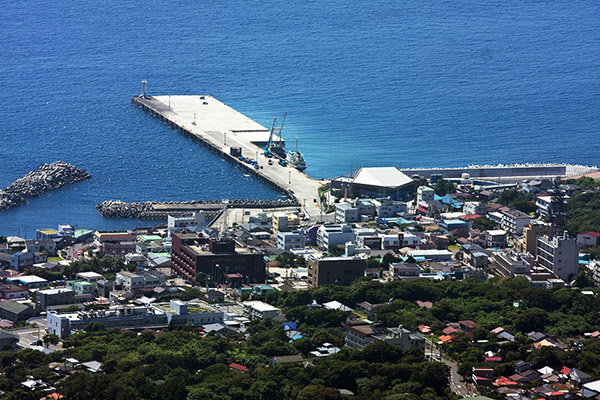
131,94 -> 324,218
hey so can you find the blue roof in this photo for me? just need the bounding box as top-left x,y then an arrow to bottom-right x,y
289,333 -> 305,342
443,219 -> 468,225
283,322 -> 298,331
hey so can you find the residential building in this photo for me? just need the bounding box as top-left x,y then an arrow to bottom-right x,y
242,301 -> 280,320
536,231 -> 579,281
26,239 -> 57,256
171,233 -> 265,284
344,320 -> 424,351
316,224 -> 355,250
58,224 -> 74,236
272,213 -> 300,234
335,203 -> 359,223
36,229 -> 60,240
34,288 -> 75,312
344,320 -> 378,349
492,250 -> 532,277
500,209 -> 531,235
9,252 -> 34,271
67,280 -> 95,296
372,197 -> 407,218
515,222 -> 551,255
0,301 -> 35,322
93,231 -> 136,257
125,253 -> 148,267
417,186 -> 435,204
307,256 -> 366,287
0,283 -> 29,300
116,270 -> 166,291
277,231 -> 306,250
75,271 -> 105,283
439,219 -> 469,235
536,196 -> 555,217
486,230 -> 507,248
0,331 -> 18,348
372,325 -> 425,351
205,289 -> 225,303
577,231 -> 600,248
464,201 -> 486,215
389,262 -> 421,281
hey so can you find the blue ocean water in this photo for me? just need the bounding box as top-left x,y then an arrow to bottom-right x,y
1,0 -> 599,236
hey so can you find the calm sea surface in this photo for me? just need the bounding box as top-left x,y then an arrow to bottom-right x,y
1,0 -> 599,235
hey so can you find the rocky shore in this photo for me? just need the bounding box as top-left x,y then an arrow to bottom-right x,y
0,162 -> 91,211
97,199 -> 300,219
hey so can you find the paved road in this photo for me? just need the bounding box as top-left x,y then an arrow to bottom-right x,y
10,318 -> 47,348
425,340 -> 474,398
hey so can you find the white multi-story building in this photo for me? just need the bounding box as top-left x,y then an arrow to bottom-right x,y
463,201 -> 486,215
486,230 -> 507,248
277,231 -> 306,250
47,300 -> 222,338
372,197 -> 407,218
316,225 -> 355,250
417,186 -> 435,204
116,270 -> 166,291
242,301 -> 280,320
335,203 -> 359,223
168,212 -> 206,231
492,250 -> 531,277
500,209 -> 531,235
536,231 -> 579,282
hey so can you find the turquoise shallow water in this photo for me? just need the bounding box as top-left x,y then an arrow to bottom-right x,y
0,0 -> 599,235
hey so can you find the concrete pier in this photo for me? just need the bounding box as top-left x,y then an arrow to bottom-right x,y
132,95 -> 324,218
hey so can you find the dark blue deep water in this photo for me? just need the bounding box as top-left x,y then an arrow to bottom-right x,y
1,1 -> 599,235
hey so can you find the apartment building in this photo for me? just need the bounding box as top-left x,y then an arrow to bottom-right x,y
307,256 -> 366,287
500,209 -> 531,235
536,231 -> 578,281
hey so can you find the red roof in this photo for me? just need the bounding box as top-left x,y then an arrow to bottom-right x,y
485,356 -> 502,362
418,324 -> 431,333
416,300 -> 433,308
439,335 -> 458,343
228,363 -> 249,372
591,331 -> 600,338
560,366 -> 570,375
460,214 -> 481,221
490,326 -> 505,334
493,376 -> 518,386
459,320 -> 480,329
580,231 -> 600,237
442,326 -> 458,335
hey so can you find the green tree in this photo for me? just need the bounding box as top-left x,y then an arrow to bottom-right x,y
472,216 -> 496,231
434,178 -> 454,197
42,333 -> 59,347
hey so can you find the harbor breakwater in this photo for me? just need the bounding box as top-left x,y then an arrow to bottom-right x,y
0,162 -> 91,211
97,199 -> 300,219
400,163 -> 599,180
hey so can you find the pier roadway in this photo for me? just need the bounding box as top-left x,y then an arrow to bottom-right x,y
133,95 -> 324,218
